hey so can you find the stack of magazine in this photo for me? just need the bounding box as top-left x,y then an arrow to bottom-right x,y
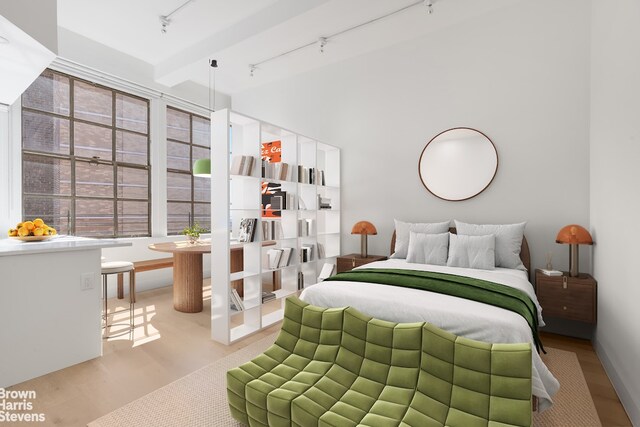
261,291 -> 276,303
318,195 -> 332,210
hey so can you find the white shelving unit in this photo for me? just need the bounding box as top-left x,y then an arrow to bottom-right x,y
211,109 -> 341,345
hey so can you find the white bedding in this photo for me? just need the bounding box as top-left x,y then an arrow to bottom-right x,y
300,259 -> 559,412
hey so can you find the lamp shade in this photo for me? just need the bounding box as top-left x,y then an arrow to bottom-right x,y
351,221 -> 377,235
556,224 -> 593,245
193,158 -> 211,178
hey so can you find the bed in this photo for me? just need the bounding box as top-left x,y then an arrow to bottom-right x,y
300,228 -> 560,412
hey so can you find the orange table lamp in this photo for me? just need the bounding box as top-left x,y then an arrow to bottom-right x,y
351,221 -> 377,258
556,224 -> 593,277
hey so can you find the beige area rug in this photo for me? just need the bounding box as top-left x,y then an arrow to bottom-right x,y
89,334 -> 600,427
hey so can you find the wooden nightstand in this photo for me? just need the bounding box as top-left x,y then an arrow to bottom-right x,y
337,254 -> 387,273
535,269 -> 597,324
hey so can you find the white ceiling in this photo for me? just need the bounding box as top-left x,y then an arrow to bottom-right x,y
57,0 -> 517,94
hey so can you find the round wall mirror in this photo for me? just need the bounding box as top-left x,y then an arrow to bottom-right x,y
418,127 -> 498,201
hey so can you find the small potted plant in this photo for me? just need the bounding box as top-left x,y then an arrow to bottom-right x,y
182,222 -> 208,244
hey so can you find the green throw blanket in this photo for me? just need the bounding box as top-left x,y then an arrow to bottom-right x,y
324,268 -> 544,353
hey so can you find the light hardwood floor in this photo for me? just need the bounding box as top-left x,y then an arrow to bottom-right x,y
6,283 -> 631,427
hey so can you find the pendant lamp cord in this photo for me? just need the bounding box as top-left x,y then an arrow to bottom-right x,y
209,59 -> 217,112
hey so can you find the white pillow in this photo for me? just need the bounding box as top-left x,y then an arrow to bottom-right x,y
447,233 -> 496,270
406,232 -> 449,265
391,219 -> 450,259
454,220 -> 526,270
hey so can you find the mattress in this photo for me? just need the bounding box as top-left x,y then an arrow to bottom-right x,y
300,259 -> 560,412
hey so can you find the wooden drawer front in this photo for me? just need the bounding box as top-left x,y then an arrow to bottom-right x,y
337,258 -> 355,273
337,258 -> 353,273
537,280 -> 595,323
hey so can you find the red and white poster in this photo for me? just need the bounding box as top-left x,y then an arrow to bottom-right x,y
261,140 -> 281,163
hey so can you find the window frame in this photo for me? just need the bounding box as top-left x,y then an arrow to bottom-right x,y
21,69 -> 152,238
166,106 -> 211,235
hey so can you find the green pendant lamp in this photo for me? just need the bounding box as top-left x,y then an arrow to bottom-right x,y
193,158 -> 211,178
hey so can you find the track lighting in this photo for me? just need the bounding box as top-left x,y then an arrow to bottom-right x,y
159,16 -> 171,34
318,37 -> 327,53
158,0 -> 196,35
248,0 -> 438,73
424,0 -> 434,14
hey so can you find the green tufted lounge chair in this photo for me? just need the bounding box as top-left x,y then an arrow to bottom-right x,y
227,297 -> 532,427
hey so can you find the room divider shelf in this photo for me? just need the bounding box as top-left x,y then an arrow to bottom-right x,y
211,109 -> 341,345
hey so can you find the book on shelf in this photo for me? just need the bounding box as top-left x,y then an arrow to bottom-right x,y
297,166 -> 325,185
300,244 -> 314,263
261,291 -> 276,303
262,220 -> 284,240
279,247 -> 294,268
265,247 -> 294,269
318,263 -> 335,281
266,249 -> 283,269
261,161 -> 294,181
243,156 -> 255,176
317,243 -> 326,260
297,271 -> 304,290
298,218 -> 315,237
230,155 -> 256,176
238,218 -> 258,242
230,288 -> 244,311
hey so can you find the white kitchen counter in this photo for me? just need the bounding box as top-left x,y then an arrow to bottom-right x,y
0,235 -> 130,256
0,236 -> 132,388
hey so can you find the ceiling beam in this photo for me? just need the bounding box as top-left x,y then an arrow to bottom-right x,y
154,0 -> 329,87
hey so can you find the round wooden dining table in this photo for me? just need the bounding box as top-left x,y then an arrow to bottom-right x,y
148,240 -> 273,313
148,241 -> 212,313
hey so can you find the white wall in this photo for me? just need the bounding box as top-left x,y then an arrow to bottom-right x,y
233,0 -> 592,275
590,1 -> 640,424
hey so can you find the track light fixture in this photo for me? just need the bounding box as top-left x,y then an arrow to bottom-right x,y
159,15 -> 171,34
318,37 -> 327,53
247,0 -> 437,74
159,0 -> 196,34
424,0 -> 434,14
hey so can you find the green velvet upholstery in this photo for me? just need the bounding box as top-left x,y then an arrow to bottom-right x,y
227,297 -> 532,427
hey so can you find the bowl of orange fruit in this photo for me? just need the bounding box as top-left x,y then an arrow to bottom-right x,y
8,218 -> 57,242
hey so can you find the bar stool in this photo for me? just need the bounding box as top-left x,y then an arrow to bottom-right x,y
101,261 -> 135,339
